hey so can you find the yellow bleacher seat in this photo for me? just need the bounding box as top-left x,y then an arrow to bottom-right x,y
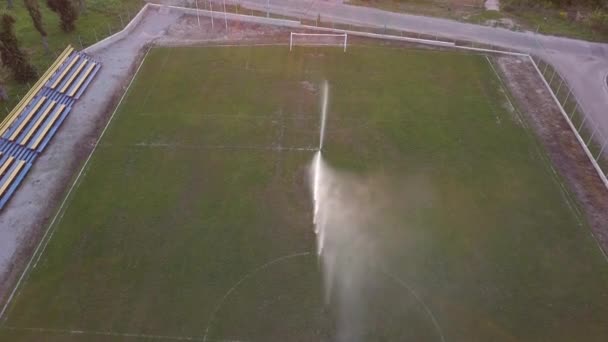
60,59 -> 88,94
51,54 -> 80,89
30,105 -> 66,150
0,46 -> 73,137
20,101 -> 57,146
0,160 -> 25,198
0,156 -> 15,179
69,63 -> 96,97
8,97 -> 47,141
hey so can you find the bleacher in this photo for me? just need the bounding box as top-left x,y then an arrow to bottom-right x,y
0,45 -> 101,210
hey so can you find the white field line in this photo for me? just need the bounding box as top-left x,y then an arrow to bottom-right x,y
484,55 -> 584,225
0,326 -> 204,341
128,142 -> 317,152
202,252 -> 311,342
378,267 -> 445,342
0,47 -> 153,323
528,56 -> 608,191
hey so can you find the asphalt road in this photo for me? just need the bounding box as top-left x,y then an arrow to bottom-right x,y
234,0 -> 608,159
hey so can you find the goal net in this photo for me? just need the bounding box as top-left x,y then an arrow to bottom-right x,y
290,33 -> 348,52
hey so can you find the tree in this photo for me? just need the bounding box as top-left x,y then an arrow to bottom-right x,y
24,0 -> 49,54
0,14 -> 37,82
46,0 -> 77,32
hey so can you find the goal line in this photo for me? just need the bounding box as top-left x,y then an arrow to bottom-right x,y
290,32 -> 348,52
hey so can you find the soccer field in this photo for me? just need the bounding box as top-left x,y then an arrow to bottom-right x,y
1,45 -> 608,341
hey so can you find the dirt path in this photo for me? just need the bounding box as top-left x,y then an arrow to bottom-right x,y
496,55 -> 608,256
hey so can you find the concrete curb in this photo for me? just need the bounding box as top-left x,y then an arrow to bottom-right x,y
84,4 -> 151,54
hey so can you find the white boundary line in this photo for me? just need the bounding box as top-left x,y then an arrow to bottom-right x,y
0,47 -> 153,323
0,326 -> 203,341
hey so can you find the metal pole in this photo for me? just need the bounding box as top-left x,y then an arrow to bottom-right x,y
562,89 -> 571,107
223,0 -> 228,31
196,0 -> 201,28
78,35 -> 83,49
94,29 -> 98,42
119,13 -> 124,28
577,113 -> 587,132
542,61 -> 549,76
555,78 -> 563,96
597,140 -> 608,160
569,103 -> 578,120
586,125 -> 598,146
344,34 -> 347,52
210,1 -> 214,29
548,69 -> 556,87
107,23 -> 112,36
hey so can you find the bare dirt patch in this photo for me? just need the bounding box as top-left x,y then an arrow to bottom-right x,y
495,55 -> 608,255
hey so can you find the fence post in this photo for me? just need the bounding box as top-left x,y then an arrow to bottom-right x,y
548,69 -> 556,87
562,88 -> 571,107
586,125 -> 598,146
597,140 -> 608,160
555,78 -> 563,95
569,103 -> 578,120
577,113 -> 588,132
541,61 -> 549,76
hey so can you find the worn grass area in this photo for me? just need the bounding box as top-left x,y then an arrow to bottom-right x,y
1,0 -> 143,116
1,46 -> 608,341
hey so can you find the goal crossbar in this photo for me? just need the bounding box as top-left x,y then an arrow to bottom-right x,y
290,32 -> 348,52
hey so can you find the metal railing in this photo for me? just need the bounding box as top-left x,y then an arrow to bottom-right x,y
531,55 -> 608,180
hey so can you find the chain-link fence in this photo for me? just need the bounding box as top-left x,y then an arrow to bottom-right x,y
531,55 -> 608,179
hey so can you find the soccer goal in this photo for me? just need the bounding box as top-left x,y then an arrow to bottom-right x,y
290,33 -> 348,52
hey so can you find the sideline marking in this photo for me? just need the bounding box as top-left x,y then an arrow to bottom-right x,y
0,47 -> 153,323
0,326 -> 204,341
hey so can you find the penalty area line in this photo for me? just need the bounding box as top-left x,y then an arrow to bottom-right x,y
0,47 -> 153,323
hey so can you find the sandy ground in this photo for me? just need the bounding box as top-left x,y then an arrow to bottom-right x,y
496,55 -> 608,256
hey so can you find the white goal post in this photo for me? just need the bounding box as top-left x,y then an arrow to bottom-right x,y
290,32 -> 348,52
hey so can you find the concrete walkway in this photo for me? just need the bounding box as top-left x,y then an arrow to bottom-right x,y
231,0 -> 608,155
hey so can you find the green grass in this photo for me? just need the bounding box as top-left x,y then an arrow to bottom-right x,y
1,0 -> 144,117
1,46 -> 608,341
